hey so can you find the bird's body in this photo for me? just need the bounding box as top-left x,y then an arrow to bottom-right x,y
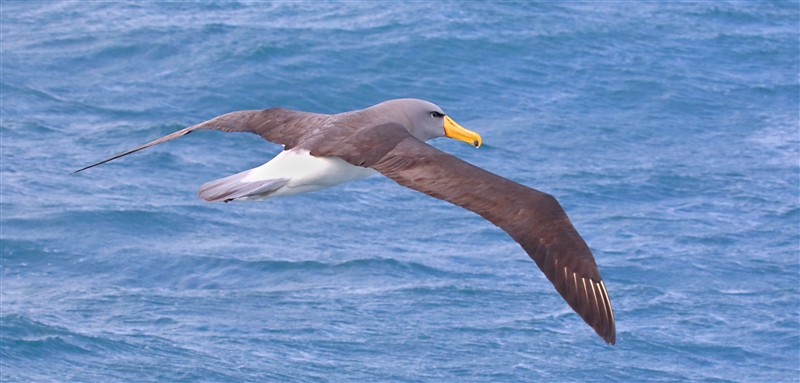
199,149 -> 378,201
75,98 -> 616,344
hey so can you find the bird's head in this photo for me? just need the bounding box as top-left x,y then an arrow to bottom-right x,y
374,99 -> 482,148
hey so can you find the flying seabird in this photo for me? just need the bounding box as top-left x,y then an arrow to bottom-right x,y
75,98 -> 616,344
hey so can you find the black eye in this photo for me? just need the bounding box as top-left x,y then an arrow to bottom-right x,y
430,111 -> 444,118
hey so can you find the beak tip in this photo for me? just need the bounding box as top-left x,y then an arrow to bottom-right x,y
444,115 -> 482,148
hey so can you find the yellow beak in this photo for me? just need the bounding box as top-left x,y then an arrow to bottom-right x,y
443,115 -> 482,148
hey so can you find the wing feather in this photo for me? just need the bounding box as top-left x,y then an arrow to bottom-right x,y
371,136 -> 616,344
74,108 -> 328,173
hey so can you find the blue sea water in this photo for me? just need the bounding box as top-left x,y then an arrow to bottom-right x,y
1,1 -> 799,381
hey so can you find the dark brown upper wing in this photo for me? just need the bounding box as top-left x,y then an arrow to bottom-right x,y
371,135 -> 616,344
73,108 -> 328,173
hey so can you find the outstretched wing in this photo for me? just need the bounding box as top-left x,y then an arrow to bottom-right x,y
73,108 -> 328,173
371,135 -> 616,344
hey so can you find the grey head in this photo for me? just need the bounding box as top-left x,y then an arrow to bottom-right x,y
361,99 -> 482,147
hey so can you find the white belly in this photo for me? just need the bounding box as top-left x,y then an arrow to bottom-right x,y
240,149 -> 377,199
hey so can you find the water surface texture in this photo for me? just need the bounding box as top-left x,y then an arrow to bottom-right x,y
2,2 -> 799,382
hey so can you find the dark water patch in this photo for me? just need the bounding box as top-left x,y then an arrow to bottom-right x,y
1,314 -> 134,360
21,33 -> 100,52
0,315 -> 245,380
3,208 -> 197,242
119,255 -> 468,292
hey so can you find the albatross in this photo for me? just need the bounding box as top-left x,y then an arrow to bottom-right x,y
74,98 -> 616,344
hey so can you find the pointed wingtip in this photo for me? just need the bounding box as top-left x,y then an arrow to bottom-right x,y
602,328 -> 617,345
597,279 -> 617,345
71,164 -> 96,174
71,125 -> 197,175
71,154 -> 124,174
557,267 -> 617,345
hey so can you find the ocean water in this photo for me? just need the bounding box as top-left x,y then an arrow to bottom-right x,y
2,1 -> 798,381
